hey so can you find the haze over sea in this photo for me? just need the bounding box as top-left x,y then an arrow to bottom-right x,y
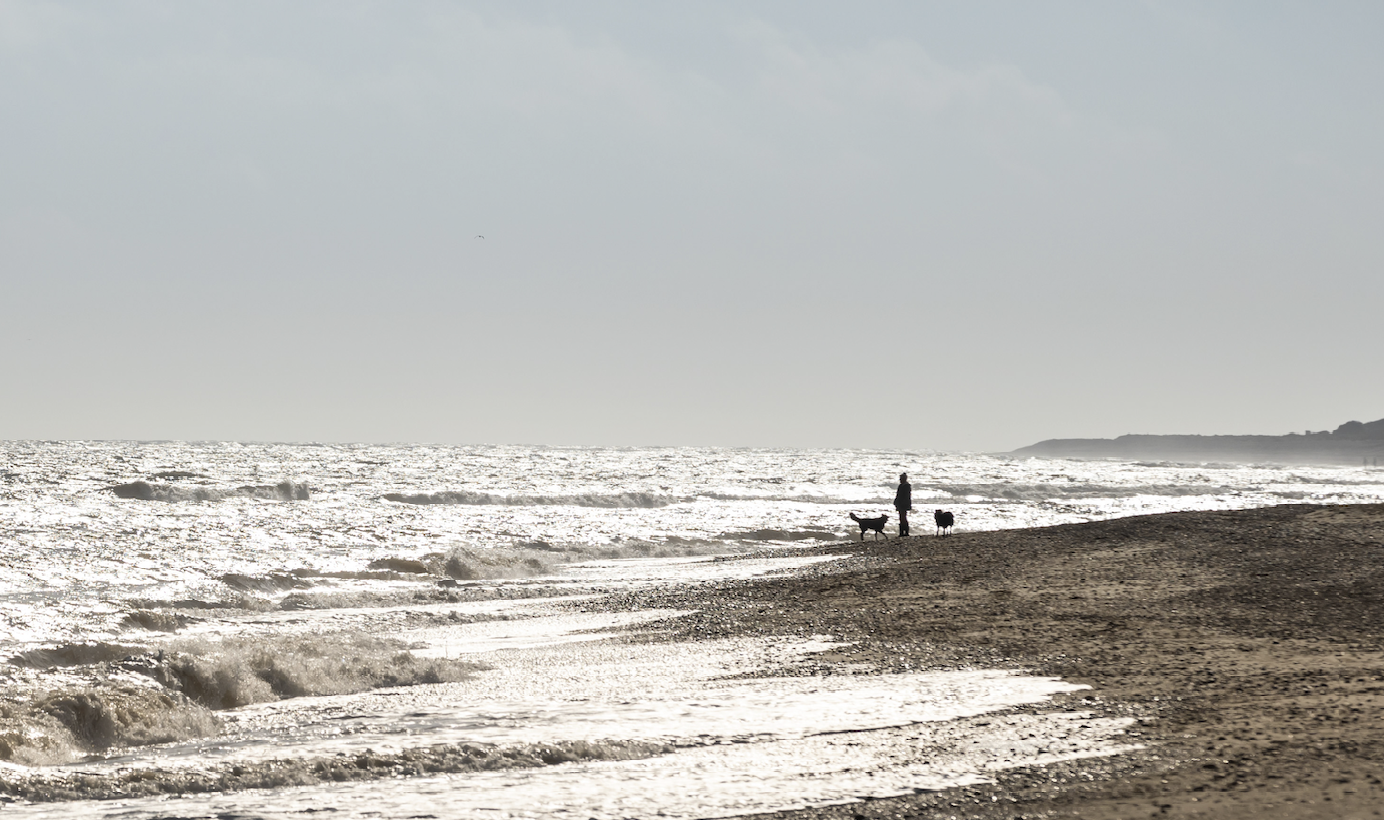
1,441 -> 1382,817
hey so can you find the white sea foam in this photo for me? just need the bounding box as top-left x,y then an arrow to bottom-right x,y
111,480 -> 310,502
383,489 -> 679,507
0,623 -> 1137,816
1,442 -> 1380,815
0,679 -> 221,766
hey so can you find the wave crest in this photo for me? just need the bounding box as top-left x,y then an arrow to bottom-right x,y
0,684 -> 220,765
8,642 -> 144,669
928,482 -> 1239,502
383,490 -> 677,508
717,529 -> 842,542
147,632 -> 484,710
1,738 -> 672,801
699,491 -> 890,505
111,480 -> 310,502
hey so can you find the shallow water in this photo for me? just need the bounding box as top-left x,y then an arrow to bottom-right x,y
6,608 -> 1136,819
1,442 -> 1378,815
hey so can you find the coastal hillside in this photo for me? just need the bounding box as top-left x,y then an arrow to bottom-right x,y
1013,418 -> 1384,465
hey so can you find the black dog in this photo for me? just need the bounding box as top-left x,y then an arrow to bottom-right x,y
934,509 -> 955,536
849,512 -> 890,541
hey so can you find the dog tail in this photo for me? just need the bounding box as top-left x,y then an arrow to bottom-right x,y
849,513 -> 862,522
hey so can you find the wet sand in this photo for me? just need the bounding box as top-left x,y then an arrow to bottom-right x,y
618,503 -> 1384,819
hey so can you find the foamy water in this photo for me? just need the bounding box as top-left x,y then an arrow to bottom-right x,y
1,441 -> 1380,816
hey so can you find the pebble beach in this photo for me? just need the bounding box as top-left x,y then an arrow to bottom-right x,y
613,503 -> 1384,819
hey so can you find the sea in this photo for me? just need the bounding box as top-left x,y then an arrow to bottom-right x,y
2,440 -> 1382,819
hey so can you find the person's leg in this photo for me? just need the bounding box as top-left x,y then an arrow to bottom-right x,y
898,509 -> 909,537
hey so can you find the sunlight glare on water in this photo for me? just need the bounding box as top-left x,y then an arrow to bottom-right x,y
9,614 -> 1137,820
1,441 -> 1374,816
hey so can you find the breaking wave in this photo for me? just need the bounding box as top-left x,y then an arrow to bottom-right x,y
430,546 -> 553,581
213,549 -> 558,597
0,633 -> 485,765
926,482 -> 1243,502
111,480 -> 310,502
0,684 -> 220,765
697,492 -> 873,505
143,632 -> 484,710
8,642 -> 145,669
383,490 -> 678,507
185,583 -> 580,614
205,538 -> 763,609
219,571 -> 315,593
1,738 -> 672,801
272,584 -> 589,610
718,529 -> 842,542
123,609 -> 195,632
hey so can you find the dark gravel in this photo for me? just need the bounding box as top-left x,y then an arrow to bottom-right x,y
593,503 -> 1384,820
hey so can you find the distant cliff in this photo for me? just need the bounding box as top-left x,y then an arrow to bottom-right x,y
1013,418 -> 1384,466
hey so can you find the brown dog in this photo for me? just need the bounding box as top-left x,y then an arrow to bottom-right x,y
849,512 -> 890,541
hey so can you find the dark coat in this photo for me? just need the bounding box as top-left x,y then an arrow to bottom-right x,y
894,481 -> 912,511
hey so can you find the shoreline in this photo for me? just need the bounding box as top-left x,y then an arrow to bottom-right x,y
611,503 -> 1384,819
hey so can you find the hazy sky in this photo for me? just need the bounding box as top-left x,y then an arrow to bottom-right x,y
3,1 -> 1381,451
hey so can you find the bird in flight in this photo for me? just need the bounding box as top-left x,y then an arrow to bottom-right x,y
476,235 -> 484,239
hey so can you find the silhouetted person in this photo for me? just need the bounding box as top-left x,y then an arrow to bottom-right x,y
894,473 -> 912,537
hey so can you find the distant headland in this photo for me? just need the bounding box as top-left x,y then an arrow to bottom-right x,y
1013,418 -> 1384,466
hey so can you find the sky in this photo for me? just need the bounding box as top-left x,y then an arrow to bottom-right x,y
2,1 -> 1382,451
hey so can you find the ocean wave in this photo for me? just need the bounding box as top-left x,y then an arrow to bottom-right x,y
926,483 -> 1242,502
383,490 -> 677,508
717,529 -> 843,542
214,550 -> 560,594
275,583 -> 590,610
0,631 -> 589,766
126,595 -> 278,614
0,738 -> 672,801
388,488 -> 932,508
207,537 -> 782,611
367,557 -> 432,574
149,470 -> 209,480
220,566 -> 466,594
110,480 -> 310,502
0,683 -> 220,765
140,632 -> 485,711
219,571 -> 315,593
8,642 -> 145,669
699,492 -> 892,505
431,546 -> 555,581
123,609 -> 196,632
